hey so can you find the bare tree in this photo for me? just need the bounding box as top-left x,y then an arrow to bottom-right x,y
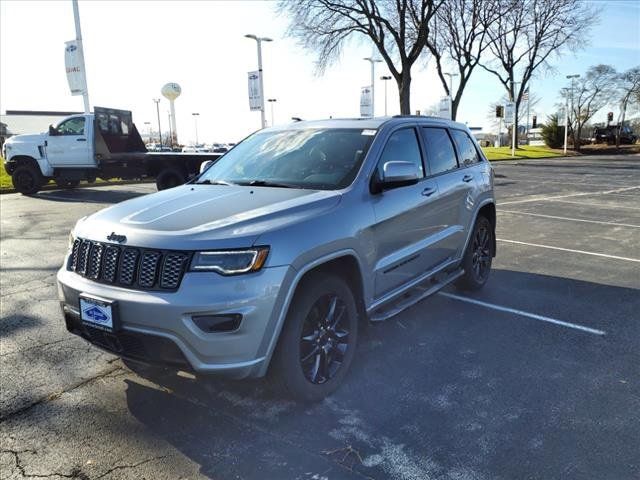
279,0 -> 443,114
616,66 -> 640,147
480,0 -> 598,147
561,65 -> 616,150
426,0 -> 501,120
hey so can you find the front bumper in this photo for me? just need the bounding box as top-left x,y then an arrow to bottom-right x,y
57,264 -> 294,378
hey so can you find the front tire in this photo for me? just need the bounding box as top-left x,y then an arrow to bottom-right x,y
12,164 -> 44,195
156,167 -> 186,190
455,215 -> 494,291
271,273 -> 359,402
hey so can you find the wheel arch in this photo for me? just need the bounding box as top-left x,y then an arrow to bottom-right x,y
258,250 -> 367,377
461,200 -> 497,259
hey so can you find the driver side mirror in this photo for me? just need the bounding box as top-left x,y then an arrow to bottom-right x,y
48,125 -> 58,136
199,160 -> 214,174
372,161 -> 420,193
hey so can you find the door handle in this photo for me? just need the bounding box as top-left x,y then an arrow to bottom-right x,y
421,187 -> 436,197
76,138 -> 87,142
462,174 -> 473,183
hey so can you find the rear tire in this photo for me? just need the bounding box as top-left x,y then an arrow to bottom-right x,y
270,273 -> 359,402
156,167 -> 186,190
455,215 -> 494,291
12,164 -> 44,195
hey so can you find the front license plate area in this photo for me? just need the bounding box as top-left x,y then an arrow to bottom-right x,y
79,294 -> 119,332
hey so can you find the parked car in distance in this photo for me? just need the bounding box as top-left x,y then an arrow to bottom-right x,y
593,125 -> 637,145
57,116 -> 496,401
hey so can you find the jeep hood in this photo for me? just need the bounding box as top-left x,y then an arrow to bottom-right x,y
74,184 -> 342,250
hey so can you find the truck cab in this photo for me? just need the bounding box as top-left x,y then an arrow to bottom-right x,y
3,107 -> 220,194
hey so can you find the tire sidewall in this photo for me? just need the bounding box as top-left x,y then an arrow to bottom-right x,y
156,168 -> 186,190
459,216 -> 493,290
12,165 -> 43,195
273,273 -> 359,402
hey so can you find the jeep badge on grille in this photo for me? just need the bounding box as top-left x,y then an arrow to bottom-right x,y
107,232 -> 127,243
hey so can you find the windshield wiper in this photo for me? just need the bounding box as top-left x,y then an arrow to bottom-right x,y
194,179 -> 236,186
238,180 -> 297,189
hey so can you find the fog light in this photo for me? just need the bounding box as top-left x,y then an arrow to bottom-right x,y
192,314 -> 242,333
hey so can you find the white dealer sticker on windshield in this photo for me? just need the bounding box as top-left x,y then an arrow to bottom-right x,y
361,129 -> 377,136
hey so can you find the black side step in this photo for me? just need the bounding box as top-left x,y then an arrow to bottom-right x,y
369,269 -> 464,322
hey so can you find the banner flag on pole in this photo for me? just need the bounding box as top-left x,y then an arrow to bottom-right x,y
360,86 -> 373,117
248,71 -> 262,111
64,40 -> 87,96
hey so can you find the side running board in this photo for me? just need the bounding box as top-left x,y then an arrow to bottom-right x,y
369,269 -> 464,322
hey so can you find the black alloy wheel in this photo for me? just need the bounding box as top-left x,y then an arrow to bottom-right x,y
299,294 -> 350,384
12,165 -> 44,195
471,222 -> 492,282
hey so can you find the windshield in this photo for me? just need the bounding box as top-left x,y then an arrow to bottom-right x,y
197,128 -> 375,190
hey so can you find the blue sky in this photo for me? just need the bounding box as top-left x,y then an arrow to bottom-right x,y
1,0 -> 639,143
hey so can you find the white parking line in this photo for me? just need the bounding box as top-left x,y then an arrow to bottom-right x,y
497,238 -> 640,263
499,185 -> 640,205
550,199 -> 640,210
438,292 -> 606,336
498,210 -> 640,229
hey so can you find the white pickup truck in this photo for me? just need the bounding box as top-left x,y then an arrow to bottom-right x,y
2,107 -> 222,194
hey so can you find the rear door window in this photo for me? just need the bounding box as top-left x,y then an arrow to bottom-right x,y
450,129 -> 481,167
421,127 -> 458,175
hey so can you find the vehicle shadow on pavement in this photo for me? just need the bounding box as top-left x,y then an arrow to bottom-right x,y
33,188 -> 148,204
121,269 -> 640,480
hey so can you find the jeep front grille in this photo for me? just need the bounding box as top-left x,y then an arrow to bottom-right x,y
67,238 -> 191,291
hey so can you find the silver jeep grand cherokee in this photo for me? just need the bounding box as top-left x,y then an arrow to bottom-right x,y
57,116 -> 496,401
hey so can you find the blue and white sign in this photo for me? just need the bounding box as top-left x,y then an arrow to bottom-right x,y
80,297 -> 114,330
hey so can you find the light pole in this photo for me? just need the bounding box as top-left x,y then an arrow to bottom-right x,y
71,0 -> 90,113
443,72 -> 459,120
153,99 -> 162,146
245,34 -> 272,129
511,81 -> 520,157
143,121 -> 151,143
380,76 -> 391,116
267,98 -> 277,126
192,113 -> 200,145
364,57 -> 382,117
565,74 -> 580,152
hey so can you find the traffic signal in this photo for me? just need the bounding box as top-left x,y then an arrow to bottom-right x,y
496,106 -> 504,118
532,115 -> 537,128
607,112 -> 613,122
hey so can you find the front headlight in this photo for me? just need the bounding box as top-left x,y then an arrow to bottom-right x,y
189,247 -> 269,275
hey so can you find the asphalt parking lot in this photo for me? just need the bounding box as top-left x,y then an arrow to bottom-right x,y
1,154 -> 639,480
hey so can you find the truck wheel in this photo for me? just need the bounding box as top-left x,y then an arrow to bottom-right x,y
455,215 -> 493,291
270,273 -> 359,402
156,167 -> 186,190
55,179 -> 80,189
12,164 -> 44,195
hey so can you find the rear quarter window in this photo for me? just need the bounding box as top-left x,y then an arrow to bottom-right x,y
450,129 -> 481,167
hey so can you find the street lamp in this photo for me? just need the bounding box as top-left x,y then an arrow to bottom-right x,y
192,113 -> 200,145
245,34 -> 273,129
143,121 -> 151,143
380,76 -> 391,116
364,57 -> 382,117
267,98 -> 277,126
153,98 -> 162,147
564,74 -> 580,154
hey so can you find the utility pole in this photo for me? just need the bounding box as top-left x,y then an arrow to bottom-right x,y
563,98 -> 569,155
245,34 -> 272,129
380,76 -> 391,116
71,0 -> 90,113
364,57 -> 382,116
267,99 -> 277,126
153,99 -> 162,146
